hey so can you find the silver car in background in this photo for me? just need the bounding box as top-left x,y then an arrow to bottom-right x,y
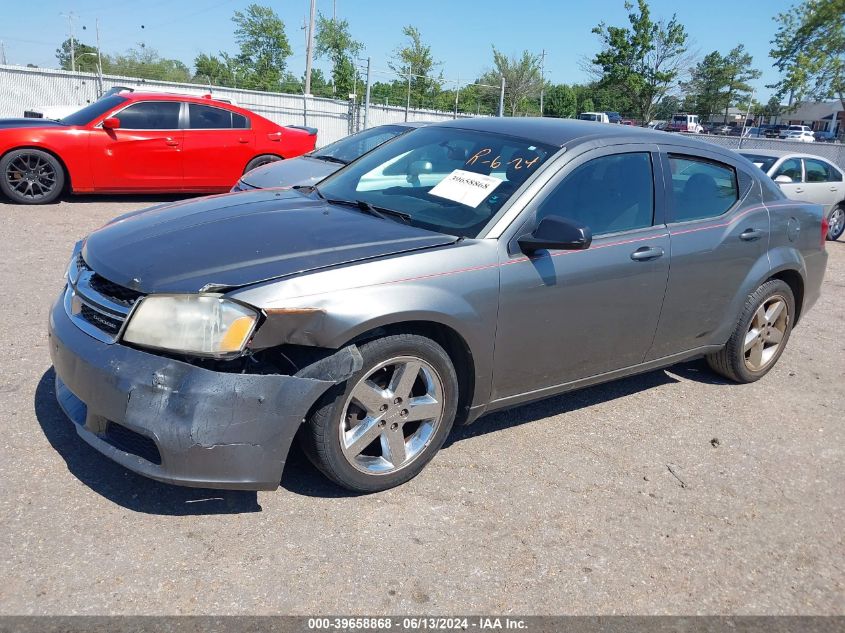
740,150 -> 845,240
232,121 -> 429,191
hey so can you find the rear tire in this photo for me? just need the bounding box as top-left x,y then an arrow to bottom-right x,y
706,279 -> 794,383
0,149 -> 65,204
244,154 -> 282,174
301,334 -> 459,492
827,204 -> 844,241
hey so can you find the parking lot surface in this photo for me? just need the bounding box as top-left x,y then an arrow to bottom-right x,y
0,196 -> 843,615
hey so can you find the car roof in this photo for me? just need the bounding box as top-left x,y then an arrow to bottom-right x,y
392,121 -> 432,129
122,92 -> 234,106
737,149 -> 837,163
431,116 -> 719,151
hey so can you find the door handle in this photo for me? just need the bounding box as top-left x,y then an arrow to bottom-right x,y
238,138 -> 250,144
630,246 -> 664,261
831,186 -> 839,192
739,228 -> 763,241
164,138 -> 179,146
794,187 -> 804,193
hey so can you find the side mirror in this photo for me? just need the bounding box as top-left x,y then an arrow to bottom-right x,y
408,160 -> 433,177
518,215 -> 592,254
102,117 -> 121,130
774,174 -> 793,184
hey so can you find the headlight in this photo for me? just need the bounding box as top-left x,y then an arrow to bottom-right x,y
122,294 -> 258,357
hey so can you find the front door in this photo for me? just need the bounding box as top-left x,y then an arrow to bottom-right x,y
89,100 -> 183,191
801,157 -> 844,213
491,146 -> 670,403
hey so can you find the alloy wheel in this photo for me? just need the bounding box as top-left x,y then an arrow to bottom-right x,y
5,153 -> 58,201
828,207 -> 845,240
743,296 -> 789,372
339,356 -> 445,475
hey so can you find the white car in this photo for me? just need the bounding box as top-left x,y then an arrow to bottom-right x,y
740,149 -> 845,240
779,125 -> 814,142
577,112 -> 610,123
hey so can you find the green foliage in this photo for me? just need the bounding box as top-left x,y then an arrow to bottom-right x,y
230,4 -> 292,91
56,38 -> 100,72
105,46 -> 191,82
315,13 -> 362,97
479,48 -> 543,116
193,52 -> 237,87
591,0 -> 688,123
388,25 -> 441,108
721,45 -> 761,117
545,84 -> 578,118
654,95 -> 681,120
681,45 -> 760,121
770,0 -> 845,109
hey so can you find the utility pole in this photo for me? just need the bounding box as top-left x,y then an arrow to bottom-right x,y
453,76 -> 460,119
363,57 -> 372,130
539,49 -> 546,116
95,18 -> 104,96
498,76 -> 505,117
303,0 -> 316,95
61,12 -> 77,71
0,41 -> 6,65
405,66 -> 411,121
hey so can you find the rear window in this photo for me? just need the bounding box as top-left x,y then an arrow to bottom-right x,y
740,153 -> 778,173
669,155 -> 739,222
188,103 -> 249,129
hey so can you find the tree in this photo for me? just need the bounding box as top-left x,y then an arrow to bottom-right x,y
482,48 -> 543,116
106,46 -> 191,82
590,0 -> 689,124
230,4 -> 292,91
315,13 -> 362,97
545,84 -> 578,118
770,0 -> 845,114
193,53 -> 237,87
389,26 -> 441,108
654,95 -> 680,120
681,51 -> 728,120
56,38 -> 99,72
720,45 -> 761,119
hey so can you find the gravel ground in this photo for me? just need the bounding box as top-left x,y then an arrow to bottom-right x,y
0,196 -> 842,616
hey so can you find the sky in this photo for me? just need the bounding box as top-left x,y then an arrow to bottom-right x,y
1,0 -> 795,100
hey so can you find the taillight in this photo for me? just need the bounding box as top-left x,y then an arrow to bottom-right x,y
821,214 -> 829,248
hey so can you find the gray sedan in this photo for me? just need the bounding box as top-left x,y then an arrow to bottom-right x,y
739,150 -> 845,240
232,121 -> 429,191
49,119 -> 828,492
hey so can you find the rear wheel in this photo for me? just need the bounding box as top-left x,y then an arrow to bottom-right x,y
301,334 -> 458,492
827,205 -> 845,241
706,279 -> 794,383
244,154 -> 282,174
0,149 -> 65,204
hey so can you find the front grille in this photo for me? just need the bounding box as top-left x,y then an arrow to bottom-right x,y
88,273 -> 143,307
79,304 -> 122,335
102,422 -> 162,465
67,253 -> 145,342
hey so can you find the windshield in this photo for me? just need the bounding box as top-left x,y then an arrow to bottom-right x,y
672,115 -> 687,122
59,95 -> 127,126
313,125 -> 409,164
740,153 -> 778,173
578,114 -> 597,121
317,126 -> 558,238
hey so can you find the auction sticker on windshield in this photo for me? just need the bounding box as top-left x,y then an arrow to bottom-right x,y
429,169 -> 503,208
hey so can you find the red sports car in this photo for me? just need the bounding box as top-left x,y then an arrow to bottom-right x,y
0,92 -> 317,204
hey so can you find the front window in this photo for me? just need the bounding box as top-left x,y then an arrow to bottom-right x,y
59,95 -> 127,126
313,125 -> 409,164
774,158 -> 803,182
317,126 -> 558,238
115,102 -> 181,130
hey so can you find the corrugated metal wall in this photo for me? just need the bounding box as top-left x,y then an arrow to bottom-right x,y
0,64 -> 472,146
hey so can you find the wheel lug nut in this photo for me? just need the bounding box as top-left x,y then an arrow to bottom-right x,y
390,422 -> 399,430
394,397 -> 402,404
400,409 -> 408,417
379,420 -> 386,427
379,404 -> 388,411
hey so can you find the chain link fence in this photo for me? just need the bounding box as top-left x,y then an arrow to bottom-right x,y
687,133 -> 845,170
0,64 -> 478,146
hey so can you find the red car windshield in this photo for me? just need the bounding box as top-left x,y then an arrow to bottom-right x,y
59,95 -> 127,126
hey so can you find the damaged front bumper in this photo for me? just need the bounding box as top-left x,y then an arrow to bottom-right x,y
48,292 -> 355,490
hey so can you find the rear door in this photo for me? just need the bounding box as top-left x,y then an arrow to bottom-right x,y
89,100 -> 183,191
180,103 -> 255,190
646,149 -> 769,359
802,157 -> 844,212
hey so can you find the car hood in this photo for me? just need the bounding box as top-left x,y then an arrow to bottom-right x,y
0,118 -> 65,129
82,189 -> 457,294
239,155 -> 340,189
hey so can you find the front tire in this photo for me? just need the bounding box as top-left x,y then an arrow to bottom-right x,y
0,149 -> 65,204
706,279 -> 795,383
301,334 -> 459,492
827,205 -> 845,241
244,154 -> 282,174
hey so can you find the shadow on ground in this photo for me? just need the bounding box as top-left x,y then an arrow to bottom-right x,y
35,359 -> 727,508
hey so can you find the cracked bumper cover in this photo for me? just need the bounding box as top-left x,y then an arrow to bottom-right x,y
48,293 -> 356,490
